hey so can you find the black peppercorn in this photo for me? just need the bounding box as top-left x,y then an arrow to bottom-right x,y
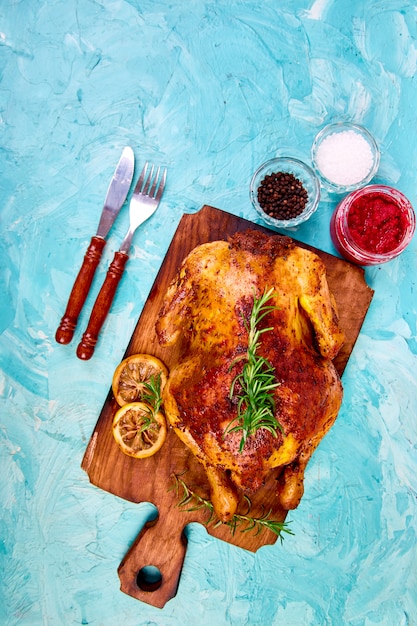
257,171 -> 308,221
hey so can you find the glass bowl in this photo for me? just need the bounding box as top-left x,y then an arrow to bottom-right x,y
250,157 -> 321,229
311,122 -> 380,194
330,184 -> 416,265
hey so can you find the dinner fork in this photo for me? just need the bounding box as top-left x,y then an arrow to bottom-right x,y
76,162 -> 167,360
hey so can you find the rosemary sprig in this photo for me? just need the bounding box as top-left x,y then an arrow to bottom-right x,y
172,474 -> 294,542
141,373 -> 163,416
133,373 -> 164,434
225,287 -> 283,452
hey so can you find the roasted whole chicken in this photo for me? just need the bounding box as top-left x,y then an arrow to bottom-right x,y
156,230 -> 345,522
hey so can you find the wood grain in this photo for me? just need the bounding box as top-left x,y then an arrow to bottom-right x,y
81,206 -> 374,608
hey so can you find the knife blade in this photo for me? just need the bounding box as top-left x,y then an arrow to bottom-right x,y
55,146 -> 135,345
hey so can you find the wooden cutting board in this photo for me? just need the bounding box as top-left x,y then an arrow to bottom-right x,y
81,206 -> 374,608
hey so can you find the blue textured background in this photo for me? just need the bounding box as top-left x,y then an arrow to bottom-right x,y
1,1 -> 416,624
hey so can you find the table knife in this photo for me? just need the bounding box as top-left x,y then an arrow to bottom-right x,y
55,146 -> 135,344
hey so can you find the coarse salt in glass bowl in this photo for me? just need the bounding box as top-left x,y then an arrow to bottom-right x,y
250,156 -> 321,229
330,184 -> 416,265
311,122 -> 380,194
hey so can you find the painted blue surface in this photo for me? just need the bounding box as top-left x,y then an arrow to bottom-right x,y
1,1 -> 416,624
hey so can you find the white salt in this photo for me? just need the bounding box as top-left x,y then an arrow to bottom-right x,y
315,129 -> 375,186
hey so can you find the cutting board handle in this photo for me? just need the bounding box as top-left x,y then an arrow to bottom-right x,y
118,504 -> 188,609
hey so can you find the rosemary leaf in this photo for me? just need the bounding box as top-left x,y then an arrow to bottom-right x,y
172,475 -> 293,541
141,372 -> 163,416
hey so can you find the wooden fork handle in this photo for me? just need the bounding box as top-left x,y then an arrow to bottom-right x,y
55,236 -> 106,345
76,251 -> 129,360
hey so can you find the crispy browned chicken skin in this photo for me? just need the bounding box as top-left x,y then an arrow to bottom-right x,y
156,230 -> 345,522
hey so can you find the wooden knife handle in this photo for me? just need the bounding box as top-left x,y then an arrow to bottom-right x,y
55,236 -> 106,344
76,251 -> 129,360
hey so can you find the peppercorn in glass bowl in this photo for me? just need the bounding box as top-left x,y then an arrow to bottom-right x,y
250,157 -> 321,229
311,122 -> 380,194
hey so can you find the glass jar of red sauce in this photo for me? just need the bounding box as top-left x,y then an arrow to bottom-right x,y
330,184 -> 416,265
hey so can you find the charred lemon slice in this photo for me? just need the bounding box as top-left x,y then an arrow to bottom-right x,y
112,402 -> 167,458
112,353 -> 168,406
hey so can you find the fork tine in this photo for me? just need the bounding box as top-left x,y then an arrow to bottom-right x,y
148,166 -> 161,197
134,161 -> 148,193
154,168 -> 167,202
142,164 -> 155,196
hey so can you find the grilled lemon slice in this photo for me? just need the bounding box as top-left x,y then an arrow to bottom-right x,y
112,353 -> 168,406
112,402 -> 167,458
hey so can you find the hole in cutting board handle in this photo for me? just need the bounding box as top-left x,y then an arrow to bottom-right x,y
136,565 -> 163,592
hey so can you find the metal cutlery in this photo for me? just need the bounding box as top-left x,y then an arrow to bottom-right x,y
55,147 -> 135,345
76,162 -> 167,360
